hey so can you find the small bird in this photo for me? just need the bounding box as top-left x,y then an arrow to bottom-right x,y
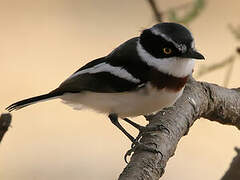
6,22 -> 204,145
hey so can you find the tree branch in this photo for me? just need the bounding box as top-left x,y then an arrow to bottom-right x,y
221,147 -> 240,180
0,113 -> 12,143
147,0 -> 163,22
196,55 -> 235,78
118,77 -> 240,180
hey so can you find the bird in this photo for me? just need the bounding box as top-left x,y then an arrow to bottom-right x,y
6,22 -> 204,147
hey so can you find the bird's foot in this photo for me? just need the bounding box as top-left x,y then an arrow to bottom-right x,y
130,123 -> 170,146
123,123 -> 169,163
124,141 -> 162,163
123,118 -> 170,137
110,117 -> 169,163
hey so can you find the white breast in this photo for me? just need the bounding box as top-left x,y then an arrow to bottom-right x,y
60,84 -> 184,118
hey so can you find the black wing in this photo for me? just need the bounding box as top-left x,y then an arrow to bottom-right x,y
55,67 -> 141,93
53,38 -> 150,94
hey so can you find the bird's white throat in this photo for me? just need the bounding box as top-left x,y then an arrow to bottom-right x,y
137,41 -> 195,77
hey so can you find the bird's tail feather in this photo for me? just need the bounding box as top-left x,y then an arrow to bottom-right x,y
6,91 -> 63,112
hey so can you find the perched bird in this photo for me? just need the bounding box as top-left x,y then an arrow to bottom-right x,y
6,22 -> 204,145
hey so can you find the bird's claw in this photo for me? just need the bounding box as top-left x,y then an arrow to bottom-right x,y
124,124 -> 169,163
143,124 -> 170,134
124,141 -> 163,163
130,124 -> 170,149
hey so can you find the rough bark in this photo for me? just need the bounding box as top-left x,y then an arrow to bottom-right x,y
0,113 -> 12,143
221,147 -> 240,180
118,77 -> 240,180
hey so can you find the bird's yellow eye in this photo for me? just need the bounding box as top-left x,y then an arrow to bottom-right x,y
163,48 -> 172,54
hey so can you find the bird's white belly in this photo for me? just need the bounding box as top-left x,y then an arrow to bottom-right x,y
61,85 -> 184,117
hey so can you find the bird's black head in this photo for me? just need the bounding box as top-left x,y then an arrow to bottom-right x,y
139,22 -> 204,60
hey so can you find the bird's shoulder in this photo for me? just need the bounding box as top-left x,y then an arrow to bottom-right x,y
76,37 -> 141,71
69,37 -> 139,74
105,37 -> 151,82
54,37 -> 150,93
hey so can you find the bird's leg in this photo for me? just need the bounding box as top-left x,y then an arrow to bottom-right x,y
108,113 -> 135,143
122,118 -> 145,144
109,114 -> 162,163
122,117 -> 169,163
122,118 -> 145,131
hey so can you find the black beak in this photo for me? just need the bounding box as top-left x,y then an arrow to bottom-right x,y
180,49 -> 205,60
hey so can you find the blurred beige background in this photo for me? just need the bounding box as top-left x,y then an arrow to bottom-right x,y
1,0 -> 240,179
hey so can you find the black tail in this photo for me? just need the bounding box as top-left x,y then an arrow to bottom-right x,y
6,91 -> 63,112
